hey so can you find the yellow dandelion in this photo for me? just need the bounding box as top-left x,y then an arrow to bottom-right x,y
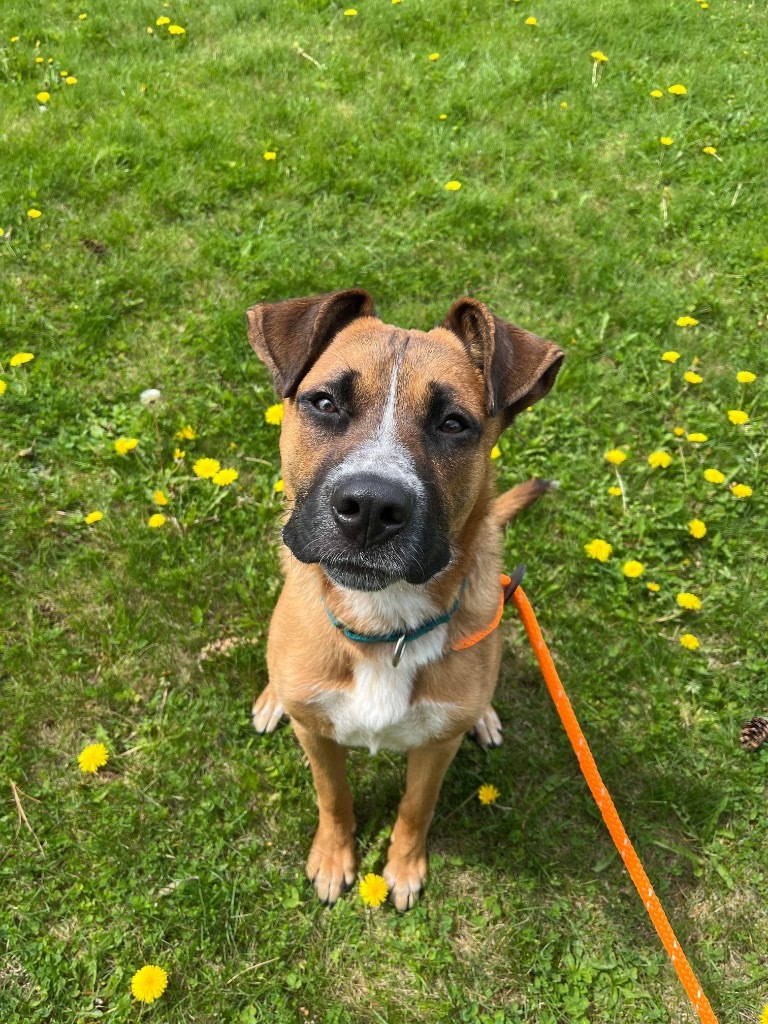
727,409 -> 749,425
148,513 -> 166,528
490,445 -> 501,460
676,592 -> 701,611
736,371 -> 756,384
605,448 -> 627,465
439,113 -> 448,119
684,371 -> 703,385
676,316 -> 699,327
173,448 -> 185,460
344,9 -> 357,16
560,101 -> 568,108
152,490 -> 168,506
10,352 -> 35,366
662,350 -> 680,363
0,380 -> 6,395
273,478 -> 285,493
114,437 -> 139,454
478,783 -> 500,805
263,151 -> 277,160
264,403 -> 284,425
79,12 -> 87,19
359,873 -> 388,907
146,26 -> 154,33
679,633 -> 700,651
60,72 -> 69,77
608,486 -> 621,496
78,742 -> 109,773
175,424 -> 196,440
703,468 -> 725,484
35,56 -> 44,63
27,209 -> 42,219
731,483 -> 752,499
647,582 -> 661,593
687,432 -> 708,443
668,84 -> 687,95
168,24 -> 185,34
650,89 -> 663,98
673,426 -> 685,437
131,965 -> 168,1003
193,457 -> 221,479
445,180 -> 462,191
10,36 -> 19,42
84,510 -> 103,524
648,451 -> 672,469
591,51 -> 608,62
702,146 -> 717,155
760,1005 -> 768,1024
623,560 -> 644,579
585,539 -> 612,563
65,76 -> 77,85
688,519 -> 707,539
212,468 -> 239,486
156,16 -> 170,25
36,91 -> 50,103
429,52 -> 439,60
660,136 -> 673,146
525,16 -> 537,25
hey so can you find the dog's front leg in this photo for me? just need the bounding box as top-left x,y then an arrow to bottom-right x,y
292,721 -> 356,905
384,734 -> 463,911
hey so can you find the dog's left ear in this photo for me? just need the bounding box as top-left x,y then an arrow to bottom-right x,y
246,289 -> 376,398
443,298 -> 564,421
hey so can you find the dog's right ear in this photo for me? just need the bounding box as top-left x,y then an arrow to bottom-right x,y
246,289 -> 376,398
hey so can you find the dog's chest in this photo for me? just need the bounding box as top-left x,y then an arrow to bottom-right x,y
313,588 -> 457,754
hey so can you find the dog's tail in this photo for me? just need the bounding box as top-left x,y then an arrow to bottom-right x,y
491,478 -> 556,529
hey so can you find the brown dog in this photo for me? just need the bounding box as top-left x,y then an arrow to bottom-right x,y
247,290 -> 563,910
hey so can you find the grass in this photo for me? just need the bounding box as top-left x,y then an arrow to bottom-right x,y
1,0 -> 767,1020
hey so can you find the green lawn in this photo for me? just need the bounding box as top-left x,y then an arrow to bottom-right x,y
1,0 -> 767,1021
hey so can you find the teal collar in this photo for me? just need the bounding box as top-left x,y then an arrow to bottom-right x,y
324,582 -> 466,667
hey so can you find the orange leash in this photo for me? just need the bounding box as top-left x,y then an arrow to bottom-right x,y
511,584 -> 718,1024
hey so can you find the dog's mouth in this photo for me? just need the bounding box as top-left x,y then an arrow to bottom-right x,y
319,556 -> 449,592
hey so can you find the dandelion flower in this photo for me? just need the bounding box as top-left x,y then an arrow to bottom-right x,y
35,56 -> 44,64
10,352 -> 35,366
560,101 -> 568,109
263,151 -> 277,160
344,9 -> 358,15
684,371 -> 703,385
668,84 -> 687,96
688,519 -> 707,539
490,445 -> 501,460
140,388 -> 162,406
605,448 -> 627,465
36,91 -> 50,103
662,351 -> 680,363
152,490 -> 168,506
679,633 -> 700,651
731,483 -> 752,499
84,511 -> 103,524
702,146 -> 717,155
445,180 -> 462,191
648,451 -> 672,469
608,486 -> 621,496
687,432 -> 708,443
146,26 -> 154,33
428,52 -> 439,60
660,137 -> 673,146
131,965 -> 168,1003
114,437 -> 139,454
585,539 -> 612,563
0,380 -> 6,395
591,51 -> 608,62
359,874 -> 388,907
176,424 -> 196,440
10,36 -> 19,42
212,468 -> 238,486
647,582 -> 661,593
676,316 -> 699,327
193,457 -> 220,479
736,371 -> 756,384
703,468 -> 725,484
264,403 -> 284,425
439,113 -> 448,119
27,209 -> 42,219
677,592 -> 701,611
727,409 -> 749,425
148,513 -> 166,528
79,13 -> 87,19
759,1006 -> 768,1024
273,479 -> 284,493
156,16 -> 170,25
650,89 -> 663,98
478,783 -> 500,805
78,742 -> 109,773
673,427 -> 685,436
623,560 -> 644,578
173,448 -> 185,460
525,16 -> 537,25
168,25 -> 185,34
65,76 -> 77,84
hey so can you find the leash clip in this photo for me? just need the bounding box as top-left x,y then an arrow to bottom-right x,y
503,564 -> 527,604
392,634 -> 407,667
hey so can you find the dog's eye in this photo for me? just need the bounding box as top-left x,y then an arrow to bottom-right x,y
438,416 -> 467,434
311,395 -> 338,415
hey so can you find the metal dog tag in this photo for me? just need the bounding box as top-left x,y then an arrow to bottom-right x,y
392,635 -> 407,667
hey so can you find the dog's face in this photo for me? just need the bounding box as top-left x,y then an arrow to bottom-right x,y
247,291 -> 563,592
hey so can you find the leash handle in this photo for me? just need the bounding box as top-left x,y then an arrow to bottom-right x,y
511,584 -> 719,1024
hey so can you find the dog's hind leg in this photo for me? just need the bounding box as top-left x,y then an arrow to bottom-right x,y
252,684 -> 287,733
468,705 -> 503,749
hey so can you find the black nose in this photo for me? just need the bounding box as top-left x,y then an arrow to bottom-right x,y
330,474 -> 414,547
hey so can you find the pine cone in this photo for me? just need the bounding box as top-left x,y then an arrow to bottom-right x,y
739,717 -> 768,751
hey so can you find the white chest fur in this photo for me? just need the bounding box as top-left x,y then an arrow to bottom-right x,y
311,583 -> 458,754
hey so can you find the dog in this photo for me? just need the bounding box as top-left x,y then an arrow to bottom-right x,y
247,289 -> 563,910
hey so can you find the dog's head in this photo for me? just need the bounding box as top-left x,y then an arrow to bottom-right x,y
247,289 -> 563,592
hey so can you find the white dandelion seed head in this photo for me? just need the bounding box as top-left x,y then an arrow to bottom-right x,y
140,388 -> 162,406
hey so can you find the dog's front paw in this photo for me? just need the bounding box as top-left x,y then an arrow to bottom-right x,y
306,831 -> 356,905
383,852 -> 428,912
469,705 -> 503,750
252,685 -> 286,733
